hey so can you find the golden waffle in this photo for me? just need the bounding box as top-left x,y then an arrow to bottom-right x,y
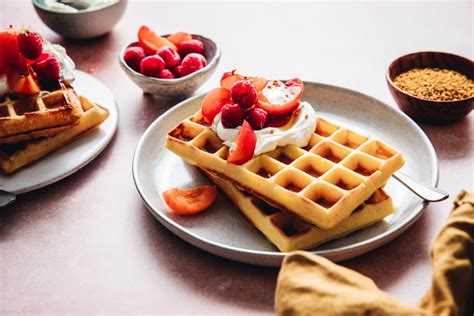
165,110 -> 404,229
0,83 -> 83,139
0,96 -> 109,174
0,124 -> 73,145
206,172 -> 394,252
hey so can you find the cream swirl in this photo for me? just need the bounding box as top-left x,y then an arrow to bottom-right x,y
213,102 -> 317,156
43,43 -> 76,84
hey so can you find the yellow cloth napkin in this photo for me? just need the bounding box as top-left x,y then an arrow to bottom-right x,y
275,190 -> 474,316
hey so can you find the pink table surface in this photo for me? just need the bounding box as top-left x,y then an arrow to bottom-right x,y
1,1 -> 473,314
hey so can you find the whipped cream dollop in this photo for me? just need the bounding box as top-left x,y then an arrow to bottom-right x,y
0,75 -> 9,96
43,43 -> 76,84
213,102 -> 317,156
43,0 -> 119,13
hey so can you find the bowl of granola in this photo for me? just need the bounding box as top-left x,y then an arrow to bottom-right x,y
386,51 -> 473,124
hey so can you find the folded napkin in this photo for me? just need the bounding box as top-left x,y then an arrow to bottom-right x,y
275,190 -> 473,316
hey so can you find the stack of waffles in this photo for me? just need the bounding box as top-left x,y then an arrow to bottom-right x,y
0,83 -> 109,174
165,110 -> 405,252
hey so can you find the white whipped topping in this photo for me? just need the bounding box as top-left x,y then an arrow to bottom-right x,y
43,43 -> 76,84
43,0 -> 118,12
213,102 -> 317,156
262,80 -> 294,105
0,75 -> 9,96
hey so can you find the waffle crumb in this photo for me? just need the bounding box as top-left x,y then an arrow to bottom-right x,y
393,68 -> 474,101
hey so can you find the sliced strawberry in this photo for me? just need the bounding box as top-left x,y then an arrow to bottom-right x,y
256,78 -> 304,116
227,120 -> 256,165
0,30 -> 28,73
167,32 -> 192,45
7,66 -> 41,95
201,87 -> 231,124
220,70 -> 267,91
138,25 -> 177,54
162,185 -> 217,215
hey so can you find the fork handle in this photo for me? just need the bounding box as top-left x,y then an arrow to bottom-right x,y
0,190 -> 16,208
393,172 -> 449,202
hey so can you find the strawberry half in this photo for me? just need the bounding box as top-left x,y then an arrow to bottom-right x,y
163,185 -> 217,215
201,87 -> 231,124
227,120 -> 256,165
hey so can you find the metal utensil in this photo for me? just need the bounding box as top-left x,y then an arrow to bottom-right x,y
394,172 -> 449,202
0,190 -> 16,208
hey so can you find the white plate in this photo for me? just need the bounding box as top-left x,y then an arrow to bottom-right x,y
133,82 -> 438,267
0,70 -> 118,195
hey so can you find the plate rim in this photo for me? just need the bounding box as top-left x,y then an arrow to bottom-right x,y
132,81 -> 439,266
2,70 -> 119,195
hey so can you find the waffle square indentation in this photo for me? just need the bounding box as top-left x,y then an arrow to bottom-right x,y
322,167 -> 365,191
331,129 -> 369,149
311,141 -> 351,164
190,131 -> 224,154
315,118 -> 340,137
245,155 -> 284,179
168,121 -> 205,142
292,155 -> 334,179
342,152 -> 381,177
267,146 -> 305,165
360,140 -> 398,160
303,182 -> 343,209
273,169 -> 313,193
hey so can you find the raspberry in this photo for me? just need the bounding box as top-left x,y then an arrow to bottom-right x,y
140,55 -> 165,77
124,46 -> 146,72
246,108 -> 268,130
177,39 -> 205,56
231,80 -> 257,109
32,53 -> 60,81
193,53 -> 207,67
157,45 -> 181,68
158,69 -> 176,79
175,53 -> 205,77
17,31 -> 43,60
221,103 -> 245,128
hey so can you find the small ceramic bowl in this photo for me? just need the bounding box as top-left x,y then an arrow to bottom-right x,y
119,35 -> 220,98
386,51 -> 473,124
32,0 -> 127,39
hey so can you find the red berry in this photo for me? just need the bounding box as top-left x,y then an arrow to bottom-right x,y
194,53 -> 207,67
231,80 -> 257,109
32,53 -> 60,81
140,55 -> 165,77
246,108 -> 268,130
221,103 -> 245,128
157,45 -> 181,68
177,39 -> 205,56
17,31 -> 43,60
124,46 -> 146,72
158,69 -> 176,79
176,53 -> 205,77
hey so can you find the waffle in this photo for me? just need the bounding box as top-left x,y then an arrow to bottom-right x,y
0,96 -> 109,174
0,124 -> 73,145
165,110 -> 404,229
0,83 -> 83,140
206,171 -> 394,252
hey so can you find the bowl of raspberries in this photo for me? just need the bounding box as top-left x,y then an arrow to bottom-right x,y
119,26 -> 220,98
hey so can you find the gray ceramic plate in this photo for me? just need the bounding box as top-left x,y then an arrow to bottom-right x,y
133,82 -> 438,267
0,70 -> 119,195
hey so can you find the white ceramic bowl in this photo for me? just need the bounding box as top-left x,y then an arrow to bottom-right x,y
32,0 -> 127,39
119,35 -> 220,98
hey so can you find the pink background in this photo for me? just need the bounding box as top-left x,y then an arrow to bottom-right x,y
1,1 -> 472,314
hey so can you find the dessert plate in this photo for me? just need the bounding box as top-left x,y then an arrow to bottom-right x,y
133,82 -> 438,267
0,70 -> 119,195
